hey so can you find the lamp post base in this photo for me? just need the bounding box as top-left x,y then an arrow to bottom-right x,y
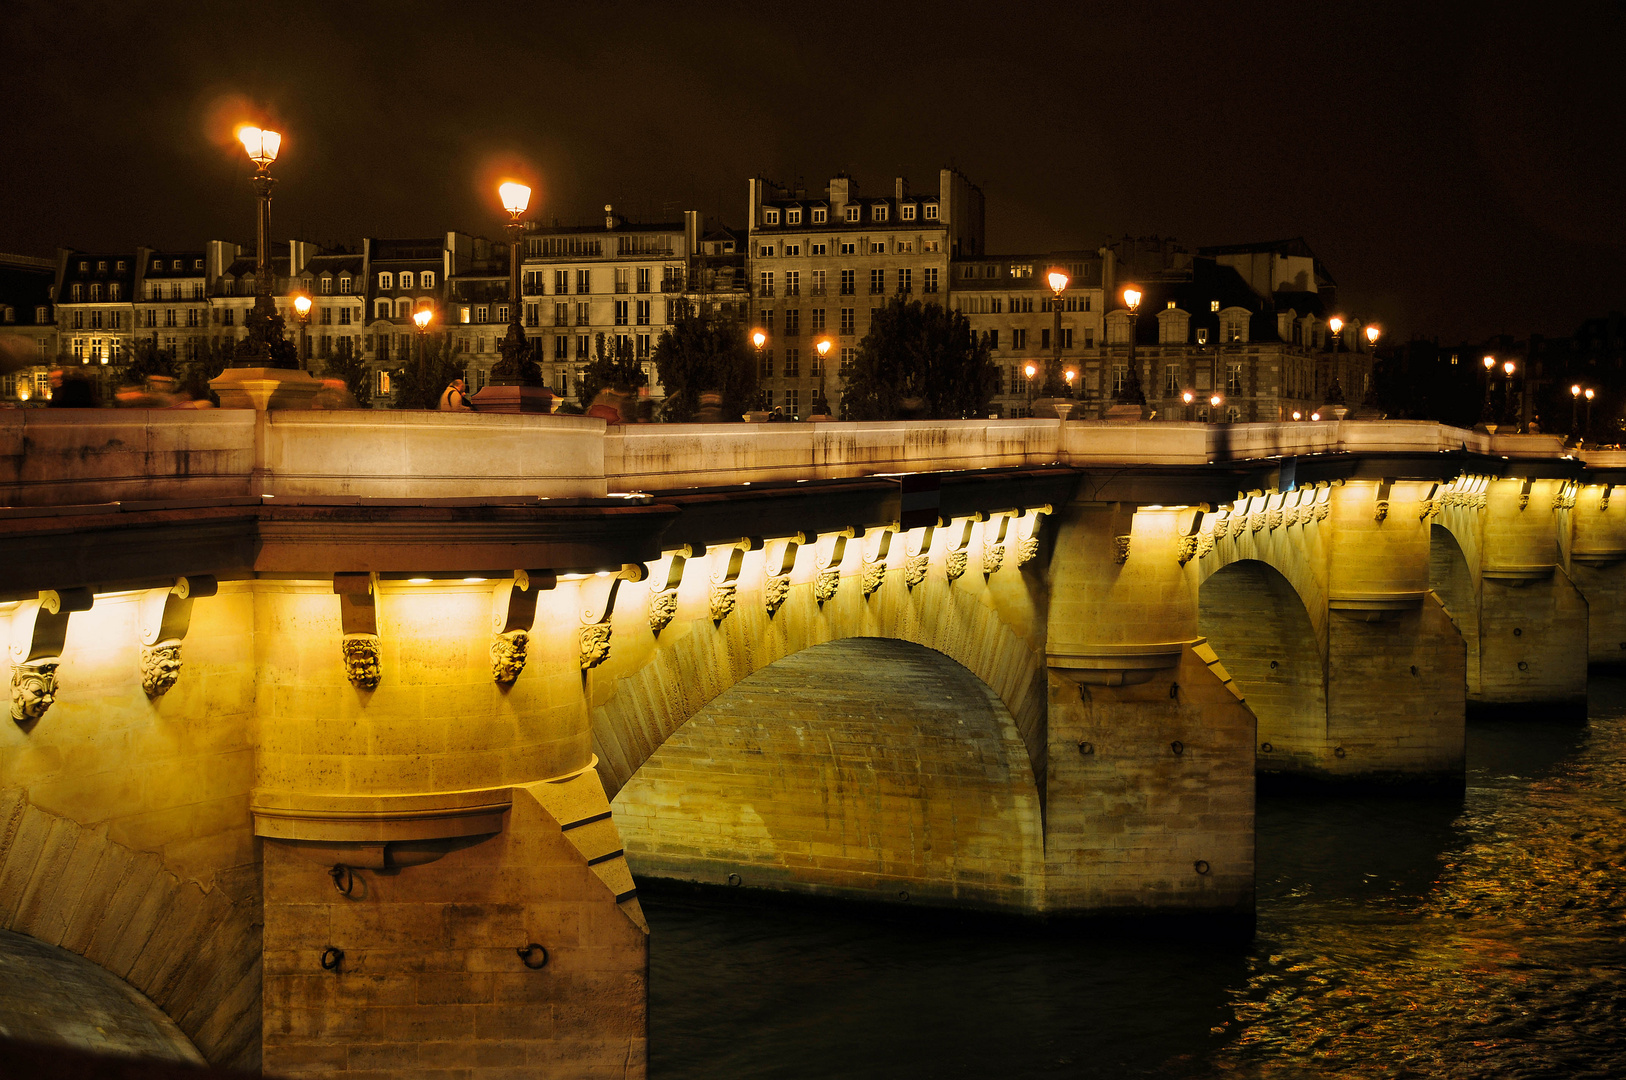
209,367 -> 323,410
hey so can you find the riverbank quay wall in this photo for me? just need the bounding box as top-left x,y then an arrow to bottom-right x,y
0,409 -> 1617,1078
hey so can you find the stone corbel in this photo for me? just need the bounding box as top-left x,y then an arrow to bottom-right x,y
1517,478 -> 1533,511
490,570 -> 556,684
10,588 -> 91,727
1049,640 -> 1195,687
762,535 -> 802,615
1374,478 -> 1393,524
903,524 -> 935,588
1265,492 -> 1284,531
708,539 -> 759,623
334,573 -> 381,690
580,564 -> 648,669
646,546 -> 691,633
981,515 -> 1010,575
1313,482 -> 1332,521
944,518 -> 976,580
1249,492 -> 1267,533
1015,505 -> 1051,567
862,527 -> 894,596
814,528 -> 855,602
1418,482 -> 1439,521
139,575 -> 217,697
1174,508 -> 1205,565
1601,484 -> 1612,513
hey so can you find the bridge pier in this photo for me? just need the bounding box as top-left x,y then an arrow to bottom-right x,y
1567,480 -> 1626,668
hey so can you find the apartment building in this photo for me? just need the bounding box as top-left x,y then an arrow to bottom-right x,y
747,169 -> 983,416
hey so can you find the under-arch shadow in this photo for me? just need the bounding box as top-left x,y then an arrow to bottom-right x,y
1198,558 -> 1327,774
1429,523 -> 1480,694
609,638 -> 1046,913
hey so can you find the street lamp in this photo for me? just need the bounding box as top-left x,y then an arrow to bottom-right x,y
1365,325 -> 1380,347
1024,362 -> 1037,414
292,294 -> 312,369
1325,316 -> 1345,403
1117,286 -> 1145,407
1586,387 -> 1596,441
1572,383 -> 1583,438
413,308 -> 433,397
815,338 -> 833,412
1502,359 -> 1517,426
234,123 -> 291,367
1182,389 -> 1194,421
488,180 -> 540,390
1481,355 -> 1497,423
1046,268 -> 1069,396
1064,368 -> 1076,398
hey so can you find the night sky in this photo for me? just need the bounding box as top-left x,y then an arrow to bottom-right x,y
3,1 -> 1622,342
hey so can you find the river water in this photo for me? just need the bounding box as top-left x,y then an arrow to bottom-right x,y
645,677 -> 1626,1079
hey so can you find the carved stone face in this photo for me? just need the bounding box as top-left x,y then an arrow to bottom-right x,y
579,622 -> 612,670
342,634 -> 382,690
142,642 -> 183,697
491,630 -> 529,684
12,662 -> 59,723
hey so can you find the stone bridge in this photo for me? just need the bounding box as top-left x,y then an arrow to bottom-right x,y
1,409 -> 1622,1078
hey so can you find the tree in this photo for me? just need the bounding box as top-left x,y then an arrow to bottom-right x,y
123,332 -> 176,383
177,340 -> 229,404
390,336 -> 464,410
321,337 -> 372,408
841,299 -> 997,420
582,332 -> 649,407
651,303 -> 757,421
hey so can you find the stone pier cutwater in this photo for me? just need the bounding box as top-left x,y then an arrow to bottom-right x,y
1,410 -> 1620,1077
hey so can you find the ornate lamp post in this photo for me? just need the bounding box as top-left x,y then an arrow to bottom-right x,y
472,181 -> 550,411
1502,359 -> 1518,426
1325,316 -> 1345,403
1116,286 -> 1146,408
1045,268 -> 1069,396
1024,362 -> 1037,414
1360,323 -> 1382,409
815,338 -> 832,413
1182,388 -> 1194,421
1585,386 -> 1596,442
413,308 -> 433,390
1572,383 -> 1582,438
1481,355 -> 1497,424
292,294 -> 311,369
233,125 -> 295,368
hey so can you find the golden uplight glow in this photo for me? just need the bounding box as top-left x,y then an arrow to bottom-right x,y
1047,269 -> 1069,294
236,125 -> 281,166
413,309 -> 433,330
498,181 -> 532,216
1122,287 -> 1142,311
752,330 -> 767,349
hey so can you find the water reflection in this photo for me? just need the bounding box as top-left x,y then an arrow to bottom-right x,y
648,679 -> 1626,1079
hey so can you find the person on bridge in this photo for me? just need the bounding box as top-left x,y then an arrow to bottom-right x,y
438,378 -> 474,412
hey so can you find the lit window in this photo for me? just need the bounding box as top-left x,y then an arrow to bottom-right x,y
1211,300 -> 1220,312
320,276 -> 333,295
399,271 -> 415,289
787,208 -> 802,225
901,204 -> 916,221
421,271 -> 435,289
873,204 -> 888,222
812,208 -> 827,224
379,272 -> 393,289
924,203 -> 939,219
845,206 -> 860,222
765,208 -> 780,225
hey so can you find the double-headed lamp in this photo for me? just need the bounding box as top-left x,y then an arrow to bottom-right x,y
413,309 -> 433,330
1122,287 -> 1142,311
752,330 -> 767,350
293,295 -> 312,318
237,126 -> 281,166
1047,269 -> 1069,295
498,182 -> 531,217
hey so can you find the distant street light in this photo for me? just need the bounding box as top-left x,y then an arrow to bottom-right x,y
1502,359 -> 1517,426
1325,316 -> 1346,402
1481,355 -> 1497,424
815,338 -> 833,411
1182,388 -> 1194,421
1117,286 -> 1145,407
1024,362 -> 1037,414
1365,325 -> 1380,346
1572,383 -> 1583,439
413,308 -> 433,398
1064,368 -> 1076,398
752,329 -> 767,351
1586,386 -> 1596,441
292,294 -> 312,369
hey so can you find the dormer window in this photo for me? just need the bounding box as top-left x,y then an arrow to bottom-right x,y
873,204 -> 888,222
901,204 -> 916,221
421,271 -> 435,289
399,271 -> 415,289
152,260 -> 163,272
339,276 -> 352,294
845,206 -> 860,222
764,208 -> 780,226
320,276 -> 333,294
78,262 -> 88,272
109,284 -> 121,301
379,272 -> 393,289
97,261 -> 108,272
172,260 -> 182,270
924,203 -> 939,220
812,208 -> 827,224
193,259 -> 203,270
787,208 -> 802,225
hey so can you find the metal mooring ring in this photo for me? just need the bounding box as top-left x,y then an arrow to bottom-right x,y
1194,860 -> 1211,875
328,864 -> 354,896
320,946 -> 343,972
727,873 -> 742,887
517,944 -> 548,970
1260,742 -> 1274,753
1078,740 -> 1095,756
1171,740 -> 1185,756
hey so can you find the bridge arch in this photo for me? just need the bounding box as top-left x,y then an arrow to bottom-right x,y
610,637 -> 1045,910
1197,558 -> 1327,772
1429,522 -> 1481,692
588,539 -> 1047,803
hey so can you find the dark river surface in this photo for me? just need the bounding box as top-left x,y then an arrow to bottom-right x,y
644,676 -> 1626,1079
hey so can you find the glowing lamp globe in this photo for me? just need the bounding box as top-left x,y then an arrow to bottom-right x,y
1365,324 -> 1380,345
752,330 -> 767,349
237,126 -> 281,166
1292,410 -> 1302,421
1311,411 -> 1321,421
1183,391 -> 1194,404
1047,269 -> 1069,295
1024,364 -> 1036,378
498,182 -> 531,216
1210,394 -> 1222,408
815,339 -> 831,357
413,309 -> 433,330
293,295 -> 312,317
1483,355 -> 1496,370
1122,287 -> 1142,311
1586,388 -> 1596,401
1328,317 -> 1343,335
1065,369 -> 1076,384
1504,360 -> 1516,376
1573,384 -> 1583,397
